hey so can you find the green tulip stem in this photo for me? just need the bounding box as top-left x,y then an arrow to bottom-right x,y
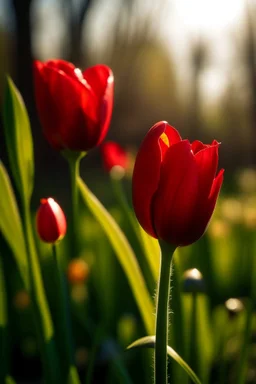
66,151 -> 86,258
22,201 -> 59,383
155,241 -> 176,384
52,244 -> 80,384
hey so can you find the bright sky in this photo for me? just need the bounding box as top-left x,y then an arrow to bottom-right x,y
163,0 -> 246,100
173,0 -> 244,31
84,0 -> 246,101
0,0 -> 248,99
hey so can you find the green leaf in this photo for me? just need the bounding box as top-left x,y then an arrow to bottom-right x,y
5,377 -> 16,384
0,255 -> 8,382
0,162 -> 28,288
0,256 -> 7,328
3,76 -> 34,201
78,177 -> 154,334
137,224 -> 160,281
127,336 -> 202,384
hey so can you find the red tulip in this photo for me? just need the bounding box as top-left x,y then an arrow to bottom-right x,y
34,60 -> 114,152
36,198 -> 67,243
101,141 -> 128,172
132,121 -> 224,247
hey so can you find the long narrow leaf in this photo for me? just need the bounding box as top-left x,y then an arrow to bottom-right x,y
127,336 -> 202,384
5,377 -> 16,384
0,162 -> 28,288
0,255 -> 8,382
78,177 -> 154,334
3,76 -> 34,201
137,224 -> 160,281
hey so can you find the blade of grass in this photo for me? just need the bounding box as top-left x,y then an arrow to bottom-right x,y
3,76 -> 34,201
0,254 -> 8,382
78,177 -> 154,334
0,162 -> 29,288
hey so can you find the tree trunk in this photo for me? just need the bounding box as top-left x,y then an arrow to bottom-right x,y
11,0 -> 34,116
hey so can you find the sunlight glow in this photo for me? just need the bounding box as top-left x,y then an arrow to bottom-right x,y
173,0 -> 244,33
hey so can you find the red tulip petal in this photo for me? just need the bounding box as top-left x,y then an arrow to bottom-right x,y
83,65 -> 113,100
191,140 -> 209,154
132,121 -> 168,237
209,168 -> 224,202
152,140 -> 199,245
36,198 -> 67,243
83,65 -> 114,146
45,59 -> 93,87
165,124 -> 182,144
159,124 -> 182,159
45,59 -> 77,77
38,65 -> 99,150
96,74 -> 114,146
180,169 -> 224,246
34,61 -> 63,149
194,142 -> 219,201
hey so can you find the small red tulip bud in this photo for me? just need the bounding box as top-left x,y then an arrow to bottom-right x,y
101,141 -> 128,176
36,198 -> 67,243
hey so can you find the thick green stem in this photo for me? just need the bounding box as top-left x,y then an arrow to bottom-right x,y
155,242 -> 176,384
52,244 -> 80,384
23,202 -> 59,383
66,152 -> 85,258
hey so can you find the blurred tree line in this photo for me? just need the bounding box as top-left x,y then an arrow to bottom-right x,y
0,0 -> 256,184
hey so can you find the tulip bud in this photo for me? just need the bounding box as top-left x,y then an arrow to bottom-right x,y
182,268 -> 205,293
101,141 -> 128,179
34,60 -> 114,152
36,198 -> 67,243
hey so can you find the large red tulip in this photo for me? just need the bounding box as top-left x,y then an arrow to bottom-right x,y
132,121 -> 224,247
34,60 -> 114,152
36,198 -> 67,243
